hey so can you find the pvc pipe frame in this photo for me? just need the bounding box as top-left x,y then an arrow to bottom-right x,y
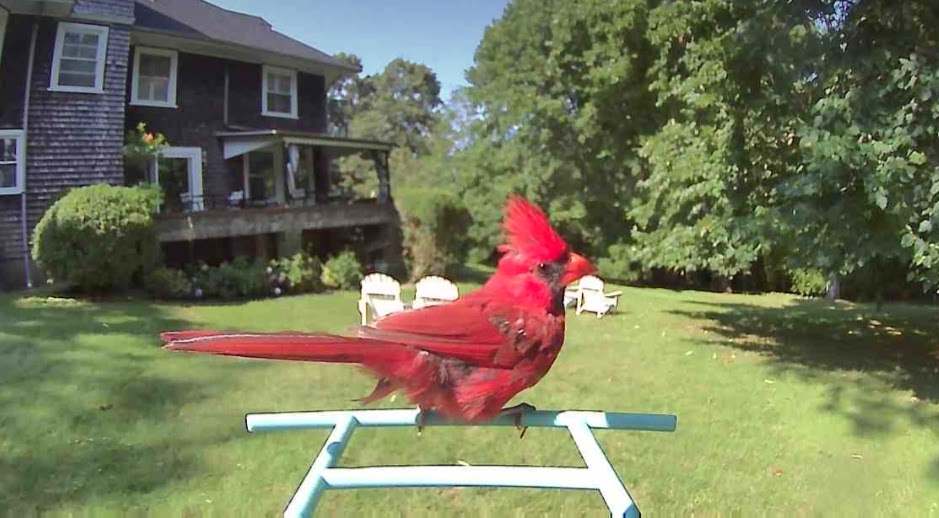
245,409 -> 678,517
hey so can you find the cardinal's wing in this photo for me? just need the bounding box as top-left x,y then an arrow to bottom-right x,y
359,296 -> 537,368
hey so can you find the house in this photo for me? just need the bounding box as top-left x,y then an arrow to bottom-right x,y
0,0 -> 402,289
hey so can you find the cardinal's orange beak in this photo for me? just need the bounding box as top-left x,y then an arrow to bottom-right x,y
562,252 -> 596,286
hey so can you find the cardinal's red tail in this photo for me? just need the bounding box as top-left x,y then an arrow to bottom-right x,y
160,330 -> 411,364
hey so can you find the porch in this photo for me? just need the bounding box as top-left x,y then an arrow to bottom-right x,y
134,130 -> 401,269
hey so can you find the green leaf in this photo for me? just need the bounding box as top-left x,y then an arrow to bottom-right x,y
909,151 -> 927,165
875,191 -> 888,210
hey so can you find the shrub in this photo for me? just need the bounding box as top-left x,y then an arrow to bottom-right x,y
322,250 -> 363,290
31,184 -> 161,293
397,188 -> 472,281
216,257 -> 267,299
269,252 -> 324,295
145,267 -> 190,299
789,268 -> 827,297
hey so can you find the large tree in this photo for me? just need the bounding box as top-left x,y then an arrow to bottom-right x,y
629,0 -> 824,283
783,1 -> 939,295
460,0 -> 659,259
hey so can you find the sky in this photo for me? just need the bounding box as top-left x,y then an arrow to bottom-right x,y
207,0 -> 510,99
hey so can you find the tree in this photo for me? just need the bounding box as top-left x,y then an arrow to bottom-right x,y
460,0 -> 659,259
783,1 -> 939,295
629,1 -> 824,285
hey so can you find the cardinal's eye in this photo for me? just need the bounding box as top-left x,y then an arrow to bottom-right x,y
537,263 -> 547,272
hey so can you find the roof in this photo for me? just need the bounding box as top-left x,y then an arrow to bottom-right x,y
133,0 -> 359,74
217,129 -> 394,159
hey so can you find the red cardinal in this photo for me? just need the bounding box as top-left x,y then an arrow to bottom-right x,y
161,195 -> 596,429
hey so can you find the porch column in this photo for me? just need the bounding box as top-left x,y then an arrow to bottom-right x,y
273,143 -> 286,205
371,150 -> 391,203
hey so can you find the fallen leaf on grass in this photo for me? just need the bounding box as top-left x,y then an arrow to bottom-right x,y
772,467 -> 784,476
685,350 -> 694,356
764,379 -> 776,384
851,454 -> 863,460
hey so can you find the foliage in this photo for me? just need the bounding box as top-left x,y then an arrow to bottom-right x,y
321,251 -> 364,290
330,57 -> 443,155
785,2 -> 939,291
596,243 -> 642,284
451,0 -> 939,298
189,257 -> 267,300
459,0 -> 659,259
268,252 -> 324,295
144,267 -> 191,299
123,121 -> 169,160
31,184 -> 161,293
788,268 -> 827,297
397,187 -> 472,280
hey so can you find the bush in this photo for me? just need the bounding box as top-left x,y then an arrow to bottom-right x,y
190,257 -> 267,300
31,184 -> 161,293
269,252 -> 324,295
789,268 -> 827,297
144,267 -> 191,299
322,251 -> 363,290
397,188 -> 472,281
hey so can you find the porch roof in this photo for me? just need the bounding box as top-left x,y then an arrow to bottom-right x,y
217,130 -> 394,160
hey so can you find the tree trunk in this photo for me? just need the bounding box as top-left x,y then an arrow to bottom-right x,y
826,273 -> 841,300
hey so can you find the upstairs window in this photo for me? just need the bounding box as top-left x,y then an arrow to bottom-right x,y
0,130 -> 25,195
262,65 -> 298,118
131,47 -> 178,107
50,22 -> 109,93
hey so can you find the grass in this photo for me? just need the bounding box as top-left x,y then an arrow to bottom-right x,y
2,281 -> 939,516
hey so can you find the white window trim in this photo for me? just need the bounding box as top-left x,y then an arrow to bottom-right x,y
130,46 -> 178,108
155,146 -> 204,212
49,22 -> 109,94
0,9 -> 9,69
0,130 -> 25,196
261,65 -> 298,119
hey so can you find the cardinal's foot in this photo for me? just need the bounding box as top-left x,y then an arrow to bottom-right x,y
416,406 -> 427,437
498,402 -> 537,439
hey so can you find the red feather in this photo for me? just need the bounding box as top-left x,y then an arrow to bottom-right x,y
160,195 -> 596,422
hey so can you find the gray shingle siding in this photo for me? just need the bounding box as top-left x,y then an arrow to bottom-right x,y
0,10 -> 132,284
25,18 -> 130,227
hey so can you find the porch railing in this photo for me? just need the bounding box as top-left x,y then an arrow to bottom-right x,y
157,192 -> 380,215
245,408 -> 678,517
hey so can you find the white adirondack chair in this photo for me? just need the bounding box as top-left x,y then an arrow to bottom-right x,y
563,285 -> 580,309
412,276 -> 459,309
358,273 -> 406,325
575,275 -> 622,318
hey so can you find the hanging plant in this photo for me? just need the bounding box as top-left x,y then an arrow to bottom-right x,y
124,121 -> 169,160
123,122 -> 169,187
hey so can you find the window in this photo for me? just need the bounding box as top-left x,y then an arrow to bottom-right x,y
0,130 -> 25,195
50,22 -> 109,93
262,65 -> 298,118
131,47 -> 178,107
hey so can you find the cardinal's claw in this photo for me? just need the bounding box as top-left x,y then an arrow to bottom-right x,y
499,402 -> 537,439
416,406 -> 426,437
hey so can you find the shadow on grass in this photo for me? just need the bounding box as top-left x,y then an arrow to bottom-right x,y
671,298 -> 939,440
0,294 -> 219,512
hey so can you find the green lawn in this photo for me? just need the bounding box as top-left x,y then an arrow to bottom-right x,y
2,282 -> 939,516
